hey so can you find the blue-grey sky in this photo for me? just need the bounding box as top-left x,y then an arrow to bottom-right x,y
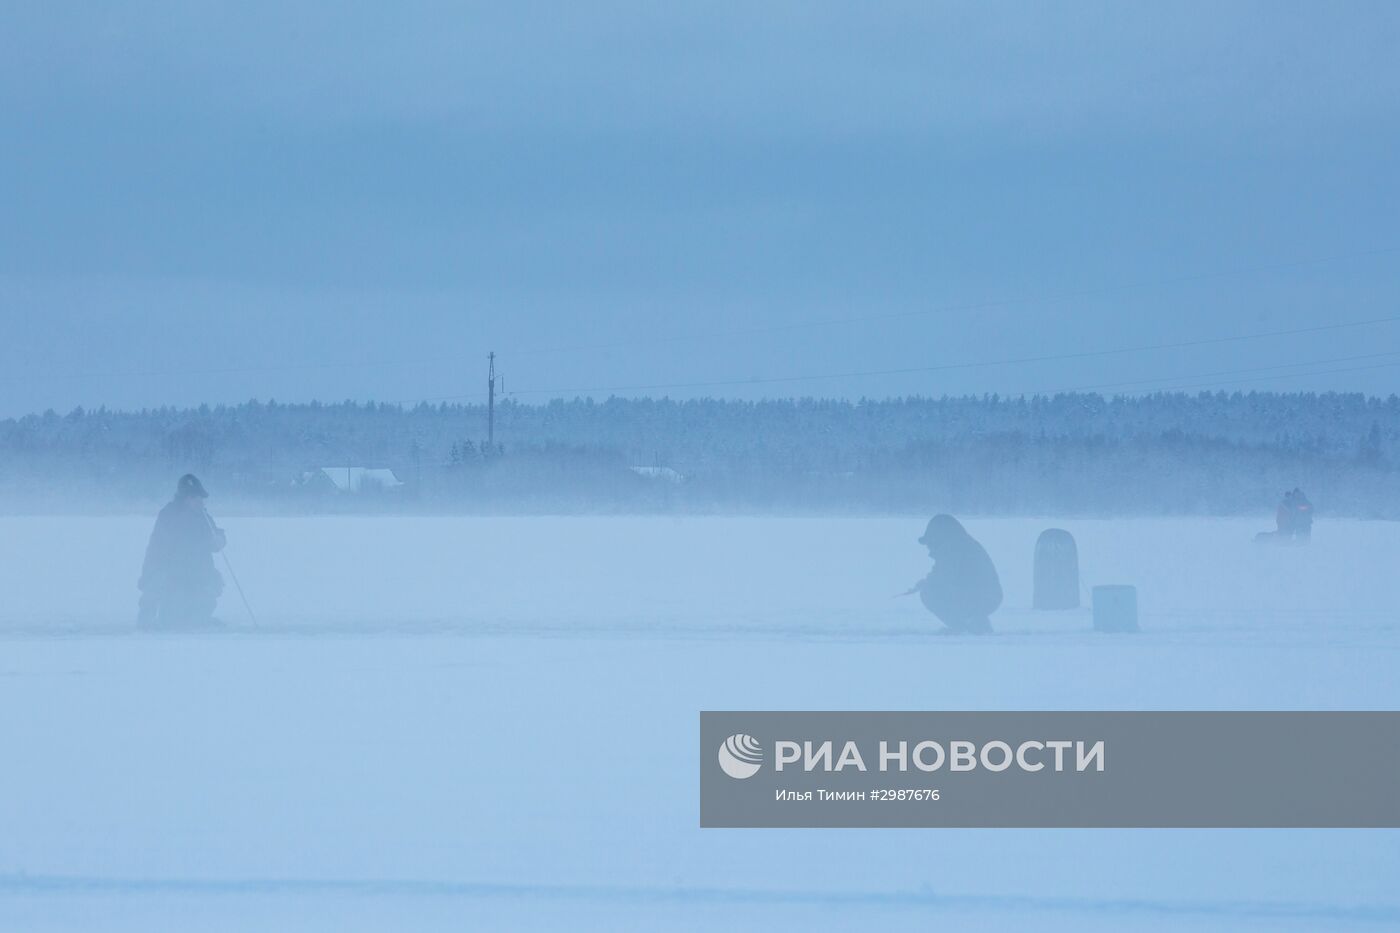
3,1 -> 1399,416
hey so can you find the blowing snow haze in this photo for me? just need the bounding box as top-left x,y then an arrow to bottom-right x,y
6,6 -> 1400,932
3,2 -> 1400,415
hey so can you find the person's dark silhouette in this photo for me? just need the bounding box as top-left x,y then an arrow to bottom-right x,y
912,514 -> 1003,634
138,474 -> 226,628
1272,488 -> 1314,543
1288,488 -> 1313,541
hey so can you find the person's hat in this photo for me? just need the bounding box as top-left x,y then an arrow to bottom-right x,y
176,474 -> 209,498
918,514 -> 964,545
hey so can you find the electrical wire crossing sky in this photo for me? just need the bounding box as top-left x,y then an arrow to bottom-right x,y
3,2 -> 1400,416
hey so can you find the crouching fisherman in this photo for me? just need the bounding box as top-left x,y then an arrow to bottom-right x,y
137,474 -> 226,628
908,514 -> 1003,634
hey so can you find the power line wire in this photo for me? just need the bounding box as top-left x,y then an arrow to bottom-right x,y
505,244 -> 1400,358
1047,359 -> 1400,396
7,244 -> 1399,386
392,313 -> 1400,402
1033,351 -> 1400,396
392,354 -> 1400,407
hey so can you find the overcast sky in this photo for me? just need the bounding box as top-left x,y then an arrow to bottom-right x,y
3,1 -> 1399,416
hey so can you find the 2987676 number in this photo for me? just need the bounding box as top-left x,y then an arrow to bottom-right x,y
870,789 -> 940,802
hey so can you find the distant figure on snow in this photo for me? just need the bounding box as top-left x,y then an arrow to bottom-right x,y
138,474 -> 226,628
1258,488 -> 1314,545
909,514 -> 1003,634
1279,488 -> 1313,542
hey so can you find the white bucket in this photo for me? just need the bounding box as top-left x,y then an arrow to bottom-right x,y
1092,584 -> 1139,633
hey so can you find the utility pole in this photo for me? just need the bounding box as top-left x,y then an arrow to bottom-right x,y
487,351 -> 496,447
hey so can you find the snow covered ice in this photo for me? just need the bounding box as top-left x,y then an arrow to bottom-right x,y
8,1 -> 1400,927
1,514 -> 1397,931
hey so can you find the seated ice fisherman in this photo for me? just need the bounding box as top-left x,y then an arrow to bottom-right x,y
912,514 -> 1003,634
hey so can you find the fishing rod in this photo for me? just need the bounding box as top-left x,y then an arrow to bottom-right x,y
205,510 -> 259,626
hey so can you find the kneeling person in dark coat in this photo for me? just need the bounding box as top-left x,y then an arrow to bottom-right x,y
913,514 -> 1003,634
138,474 -> 226,628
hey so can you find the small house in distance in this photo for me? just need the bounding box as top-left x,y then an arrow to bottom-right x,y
630,465 -> 684,484
302,466 -> 404,494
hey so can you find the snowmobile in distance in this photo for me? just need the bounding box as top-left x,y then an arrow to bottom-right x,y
1254,488 -> 1313,546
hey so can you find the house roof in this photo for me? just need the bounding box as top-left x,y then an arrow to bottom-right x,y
314,466 -> 403,491
630,465 -> 684,483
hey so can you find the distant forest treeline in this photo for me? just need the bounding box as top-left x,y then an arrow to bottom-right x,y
1,392 -> 1397,516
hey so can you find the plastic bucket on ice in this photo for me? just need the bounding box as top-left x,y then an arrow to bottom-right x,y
1092,585 -> 1138,633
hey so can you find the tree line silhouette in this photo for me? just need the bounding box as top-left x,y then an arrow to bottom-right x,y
1,391 -> 1395,515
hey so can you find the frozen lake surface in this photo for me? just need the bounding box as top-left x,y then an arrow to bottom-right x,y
1,515 -> 1397,930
